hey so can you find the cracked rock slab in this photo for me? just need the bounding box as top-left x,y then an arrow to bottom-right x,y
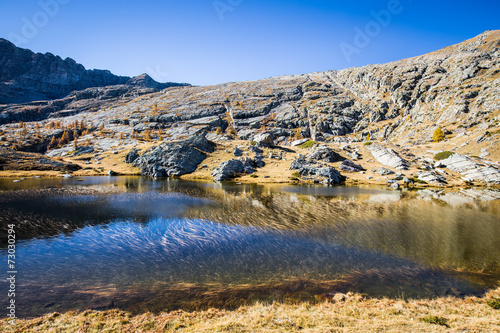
366,144 -> 409,170
440,153 -> 500,184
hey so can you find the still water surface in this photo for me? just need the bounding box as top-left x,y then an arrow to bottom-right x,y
0,177 -> 499,317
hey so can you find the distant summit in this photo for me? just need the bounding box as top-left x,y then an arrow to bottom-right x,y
0,38 -> 189,104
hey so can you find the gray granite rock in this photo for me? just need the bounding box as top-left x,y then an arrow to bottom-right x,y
134,135 -> 214,178
233,147 -> 243,157
339,159 -> 364,172
211,158 -> 257,181
254,133 -> 274,147
125,148 -> 140,164
378,167 -> 395,176
440,153 -> 500,183
367,145 -> 409,170
418,171 -> 448,184
291,139 -> 309,146
307,146 -> 344,163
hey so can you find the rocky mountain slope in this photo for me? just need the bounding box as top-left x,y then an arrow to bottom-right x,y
0,38 -> 189,104
0,31 -> 499,186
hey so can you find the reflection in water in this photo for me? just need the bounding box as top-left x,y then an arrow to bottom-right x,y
0,177 -> 499,317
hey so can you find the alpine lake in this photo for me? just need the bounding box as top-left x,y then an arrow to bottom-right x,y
0,177 -> 499,318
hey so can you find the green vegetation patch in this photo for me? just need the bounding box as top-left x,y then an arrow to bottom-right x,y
434,151 -> 453,160
421,315 -> 450,328
410,177 -> 428,184
486,298 -> 500,310
298,140 -> 316,149
363,142 -> 373,146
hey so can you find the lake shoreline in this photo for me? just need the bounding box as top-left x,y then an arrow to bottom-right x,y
2,287 -> 499,332
1,171 -> 499,191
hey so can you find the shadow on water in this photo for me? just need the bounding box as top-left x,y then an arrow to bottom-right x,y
0,177 -> 499,317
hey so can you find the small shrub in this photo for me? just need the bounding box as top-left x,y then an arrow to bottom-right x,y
363,141 -> 373,146
486,298 -> 500,310
411,177 -> 427,184
421,315 -> 450,328
298,140 -> 316,149
434,151 -> 453,160
432,127 -> 445,142
291,171 -> 301,178
250,141 -> 257,146
250,174 -> 258,178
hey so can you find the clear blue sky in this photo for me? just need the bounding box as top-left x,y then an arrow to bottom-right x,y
0,0 -> 499,85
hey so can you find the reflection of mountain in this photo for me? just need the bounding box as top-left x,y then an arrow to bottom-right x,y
0,187 -> 209,246
0,217 -> 487,317
1,180 -> 499,283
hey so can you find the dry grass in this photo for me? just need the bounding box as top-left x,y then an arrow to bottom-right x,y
1,288 -> 499,332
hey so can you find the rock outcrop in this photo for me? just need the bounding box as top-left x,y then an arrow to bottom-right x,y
133,135 -> 214,178
0,38 -> 189,104
340,160 -> 364,172
367,145 -> 409,170
1,31 -> 500,185
125,148 -> 140,164
307,146 -> 344,163
290,155 -> 345,185
211,158 -> 258,181
440,153 -> 500,183
417,171 -> 448,184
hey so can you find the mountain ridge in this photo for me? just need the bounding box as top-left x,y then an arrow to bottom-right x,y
0,31 -> 499,186
0,38 -> 189,104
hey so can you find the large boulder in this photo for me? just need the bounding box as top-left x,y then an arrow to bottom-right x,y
125,148 -> 140,164
306,146 -> 344,163
366,144 -> 409,170
254,133 -> 274,147
133,135 -> 214,178
378,167 -> 395,176
211,158 -> 257,181
289,155 -> 308,170
340,159 -> 364,172
298,166 -> 346,185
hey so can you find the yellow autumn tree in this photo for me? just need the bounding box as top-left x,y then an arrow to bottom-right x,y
433,127 -> 445,142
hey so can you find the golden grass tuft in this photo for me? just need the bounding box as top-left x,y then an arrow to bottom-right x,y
1,288 -> 499,332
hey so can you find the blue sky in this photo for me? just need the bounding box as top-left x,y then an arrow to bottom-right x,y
0,0 -> 499,85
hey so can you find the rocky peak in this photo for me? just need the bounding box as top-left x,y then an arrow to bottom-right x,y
0,38 -> 189,104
